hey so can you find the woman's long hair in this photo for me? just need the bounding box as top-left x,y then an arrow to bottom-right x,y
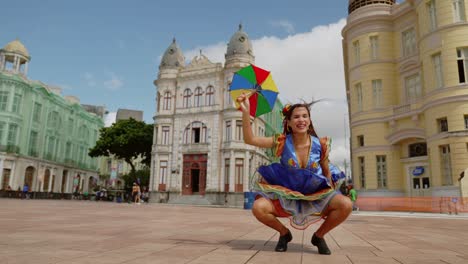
282,100 -> 322,138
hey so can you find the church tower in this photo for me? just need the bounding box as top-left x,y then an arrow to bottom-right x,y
225,24 -> 254,69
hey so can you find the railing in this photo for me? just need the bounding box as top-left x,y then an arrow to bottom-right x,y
64,159 -> 76,166
0,145 -> 20,153
356,196 -> 468,214
28,149 -> 39,157
393,104 -> 411,115
44,153 -> 55,161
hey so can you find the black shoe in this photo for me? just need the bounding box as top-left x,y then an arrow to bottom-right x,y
275,230 -> 292,252
311,233 -> 331,255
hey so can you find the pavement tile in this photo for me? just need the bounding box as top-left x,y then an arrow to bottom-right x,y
1,199 -> 468,264
346,255 -> 400,264
186,248 -> 258,264
300,254 -> 353,264
247,250 -> 302,264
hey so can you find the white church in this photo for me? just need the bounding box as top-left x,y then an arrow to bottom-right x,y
149,25 -> 283,206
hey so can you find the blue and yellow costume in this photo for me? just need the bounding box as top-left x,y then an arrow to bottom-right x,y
251,133 -> 346,230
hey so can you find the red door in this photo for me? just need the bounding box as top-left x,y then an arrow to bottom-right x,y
182,154 -> 207,195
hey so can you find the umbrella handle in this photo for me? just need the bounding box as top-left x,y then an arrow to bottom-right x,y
236,91 -> 254,103
244,90 -> 254,97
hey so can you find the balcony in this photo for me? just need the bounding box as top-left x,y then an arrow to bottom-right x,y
393,104 -> 410,115
64,159 -> 77,166
44,153 -> 55,161
0,145 -> 20,154
28,149 -> 39,157
181,142 -> 209,153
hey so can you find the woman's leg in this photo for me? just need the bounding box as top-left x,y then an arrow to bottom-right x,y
252,197 -> 293,252
251,197 -> 289,235
310,194 -> 352,255
315,194 -> 352,238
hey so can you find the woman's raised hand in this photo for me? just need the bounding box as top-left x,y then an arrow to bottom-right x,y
236,93 -> 250,115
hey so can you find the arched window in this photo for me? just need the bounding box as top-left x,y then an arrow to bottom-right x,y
183,121 -> 208,144
163,91 -> 171,110
183,88 -> 192,108
194,87 -> 203,107
206,86 -> 214,106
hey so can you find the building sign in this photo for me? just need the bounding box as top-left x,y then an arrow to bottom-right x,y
412,166 -> 425,176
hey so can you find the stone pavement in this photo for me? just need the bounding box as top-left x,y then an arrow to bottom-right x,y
1,199 -> 467,264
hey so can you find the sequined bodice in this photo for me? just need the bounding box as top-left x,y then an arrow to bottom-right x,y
279,134 -> 322,174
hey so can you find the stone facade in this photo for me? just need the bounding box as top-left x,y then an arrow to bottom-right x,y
150,26 -> 283,206
342,0 -> 468,197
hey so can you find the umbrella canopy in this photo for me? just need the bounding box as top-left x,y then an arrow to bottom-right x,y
229,64 -> 279,117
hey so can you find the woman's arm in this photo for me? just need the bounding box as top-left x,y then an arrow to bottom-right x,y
237,93 -> 275,148
319,137 -> 333,187
320,159 -> 331,180
320,159 -> 334,189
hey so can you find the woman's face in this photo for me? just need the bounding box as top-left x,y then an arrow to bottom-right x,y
287,106 -> 310,134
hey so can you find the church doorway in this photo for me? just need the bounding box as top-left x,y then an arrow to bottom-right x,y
191,165 -> 200,193
182,154 -> 207,195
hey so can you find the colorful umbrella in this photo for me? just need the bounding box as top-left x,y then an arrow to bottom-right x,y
229,64 -> 279,117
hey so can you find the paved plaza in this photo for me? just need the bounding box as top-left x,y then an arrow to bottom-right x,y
1,199 -> 467,264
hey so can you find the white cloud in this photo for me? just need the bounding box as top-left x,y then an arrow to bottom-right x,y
104,112 -> 117,127
184,19 -> 351,175
83,72 -> 96,87
184,41 -> 226,64
269,19 -> 295,34
104,72 -> 124,91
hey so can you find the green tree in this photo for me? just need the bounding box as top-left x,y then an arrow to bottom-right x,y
89,118 -> 153,173
122,168 -> 150,191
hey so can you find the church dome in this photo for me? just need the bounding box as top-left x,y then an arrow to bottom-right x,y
2,39 -> 30,58
348,0 -> 396,14
160,38 -> 184,69
226,24 -> 253,57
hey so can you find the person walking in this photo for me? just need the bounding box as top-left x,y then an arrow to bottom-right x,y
132,182 -> 141,204
348,185 -> 358,211
22,184 -> 29,199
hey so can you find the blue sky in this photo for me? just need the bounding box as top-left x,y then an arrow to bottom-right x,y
1,0 -> 348,120
1,0 -> 359,169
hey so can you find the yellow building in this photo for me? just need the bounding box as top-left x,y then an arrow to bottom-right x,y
342,0 -> 468,198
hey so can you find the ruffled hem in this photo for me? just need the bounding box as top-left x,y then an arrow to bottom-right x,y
256,182 -> 334,201
250,161 -> 346,230
254,190 -> 338,230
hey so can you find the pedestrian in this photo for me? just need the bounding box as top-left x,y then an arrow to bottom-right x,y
22,184 -> 30,199
141,187 -> 149,203
237,94 -> 352,254
348,185 -> 358,211
132,182 -> 141,204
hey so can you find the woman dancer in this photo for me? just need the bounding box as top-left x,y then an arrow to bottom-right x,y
237,94 -> 352,254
